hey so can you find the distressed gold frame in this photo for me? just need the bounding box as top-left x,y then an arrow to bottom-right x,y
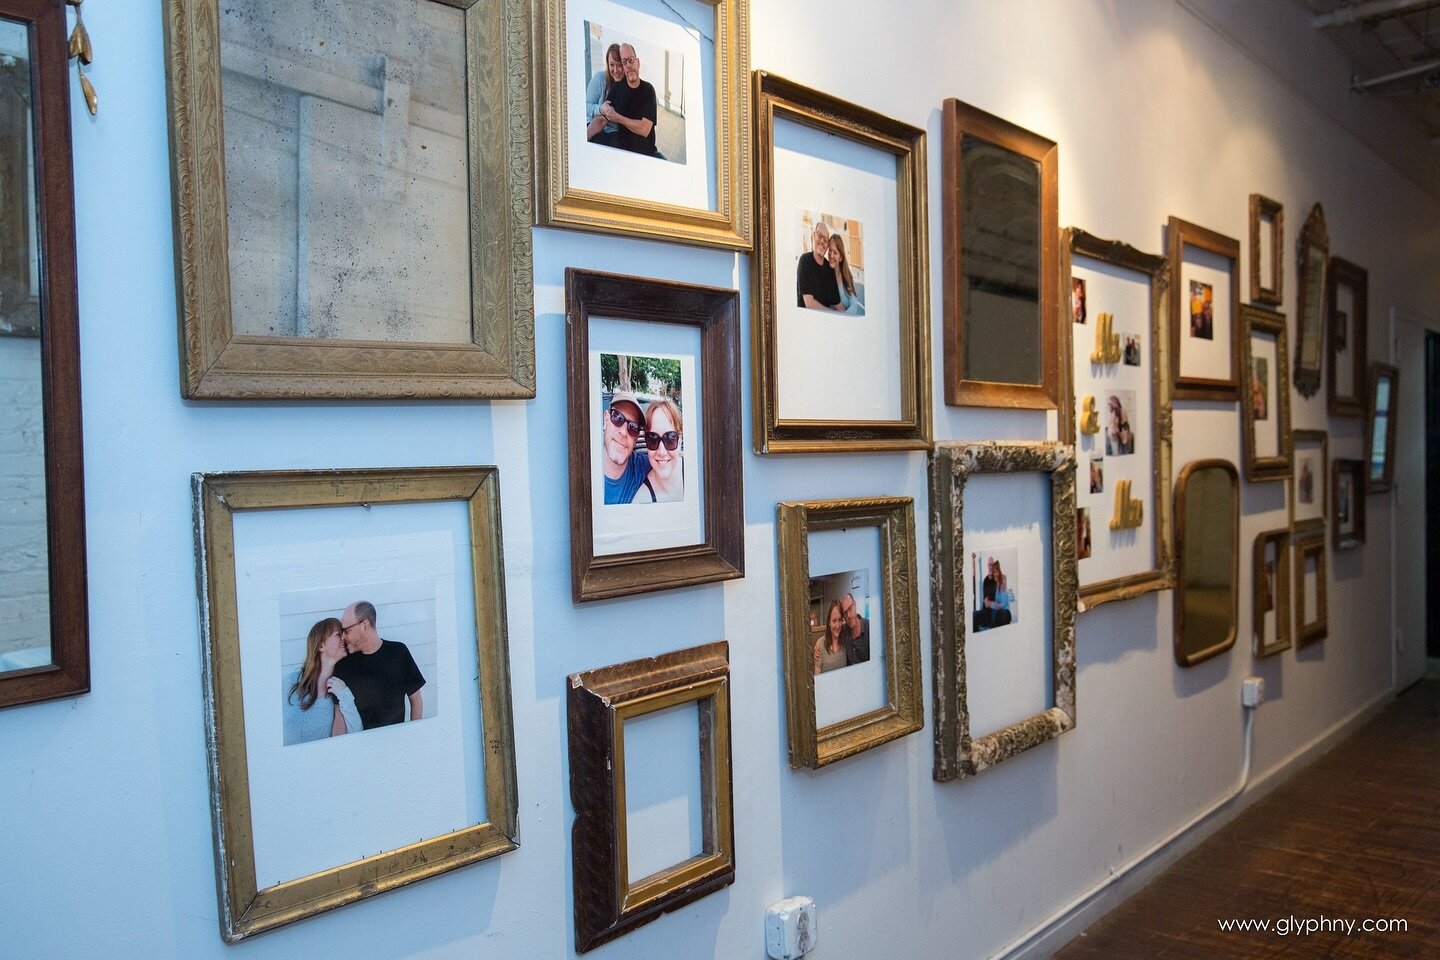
1248,194 -> 1283,307
1240,304 -> 1293,482
192,468 -> 520,942
1366,362 -> 1399,494
1294,531 -> 1328,647
1294,203 -> 1328,399
929,442 -> 1077,783
1252,527 -> 1291,658
1326,256 -> 1369,417
165,0 -> 536,399
776,497 -> 923,768
1061,228 -> 1174,609
568,642 -> 734,953
1289,429 -> 1328,533
1168,216 -> 1241,401
1173,459 -> 1239,667
535,0 -> 751,249
751,71 -> 931,452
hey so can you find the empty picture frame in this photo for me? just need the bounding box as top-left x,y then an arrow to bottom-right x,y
568,642 -> 734,953
1290,429 -> 1328,532
1240,304 -> 1292,482
1168,216 -> 1240,401
565,269 -> 744,601
941,99 -> 1059,409
1366,362 -> 1399,494
1252,528 -> 1290,658
929,442 -> 1077,783
1248,194 -> 1283,306
165,0 -> 536,399
1294,203 -> 1328,399
1174,459 -> 1239,666
776,496 -> 923,768
1062,228 -> 1174,609
1326,256 -> 1369,417
1331,458 -> 1366,550
535,0 -> 751,249
192,467 -> 520,941
1294,531 -> 1328,647
751,71 -> 931,452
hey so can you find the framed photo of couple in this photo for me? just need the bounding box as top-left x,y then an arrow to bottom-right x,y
192,468 -> 520,941
565,269 -> 743,601
751,72 -> 931,452
535,0 -> 751,249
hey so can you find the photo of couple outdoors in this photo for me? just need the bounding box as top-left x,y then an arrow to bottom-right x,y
282,599 -> 429,747
584,22 -> 686,164
810,570 -> 873,675
600,353 -> 686,505
795,211 -> 865,316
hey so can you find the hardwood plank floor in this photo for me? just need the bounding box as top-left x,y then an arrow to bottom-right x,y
1053,679 -> 1440,959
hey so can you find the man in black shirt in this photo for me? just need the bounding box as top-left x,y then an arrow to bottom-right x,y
796,219 -> 841,310
597,43 -> 661,158
333,600 -> 426,730
841,592 -> 870,666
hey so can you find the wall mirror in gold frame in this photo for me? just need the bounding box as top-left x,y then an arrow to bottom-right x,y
1248,194 -> 1283,307
1252,528 -> 1290,658
941,99 -> 1058,409
0,0 -> 90,709
776,496 -> 923,768
1366,362 -> 1398,494
1240,304 -> 1292,483
1168,216 -> 1241,401
1294,203 -> 1328,398
1061,228 -> 1173,610
568,642 -> 734,953
1173,459 -> 1239,666
165,0 -> 536,399
1326,256 -> 1369,417
1294,531 -> 1328,647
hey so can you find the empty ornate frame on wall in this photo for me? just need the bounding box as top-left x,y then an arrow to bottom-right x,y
192,468 -> 520,941
1173,459 -> 1239,667
751,71 -> 931,452
1326,256 -> 1369,417
1168,216 -> 1241,401
165,0 -> 536,399
1366,362 -> 1399,494
1294,203 -> 1328,399
1294,531 -> 1328,647
568,642 -> 735,953
1252,527 -> 1291,658
929,442 -> 1077,783
1248,194 -> 1283,306
776,496 -> 923,768
1061,228 -> 1174,609
535,0 -> 751,249
1239,304 -> 1292,482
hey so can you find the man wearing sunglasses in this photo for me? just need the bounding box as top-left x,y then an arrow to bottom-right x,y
602,391 -> 652,504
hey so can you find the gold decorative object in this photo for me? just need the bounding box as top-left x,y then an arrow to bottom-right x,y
1079,395 -> 1100,435
1089,312 -> 1121,364
1109,479 -> 1143,530
66,0 -> 96,115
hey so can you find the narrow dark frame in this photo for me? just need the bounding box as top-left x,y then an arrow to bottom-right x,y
1248,194 -> 1283,306
1326,256 -> 1369,417
941,98 -> 1059,410
565,269 -> 744,602
1252,527 -> 1291,658
1173,459 -> 1240,666
1240,304 -> 1292,482
1294,531 -> 1328,647
1168,216 -> 1241,401
0,0 -> 90,709
568,642 -> 735,953
1366,362 -> 1399,494
1331,458 -> 1367,550
1294,203 -> 1328,399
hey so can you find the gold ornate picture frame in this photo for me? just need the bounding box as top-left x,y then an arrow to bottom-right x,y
1240,304 -> 1292,483
1294,530 -> 1328,647
1248,194 -> 1283,307
1252,527 -> 1290,658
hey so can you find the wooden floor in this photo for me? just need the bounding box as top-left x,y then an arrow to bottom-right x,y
1054,679 -> 1440,959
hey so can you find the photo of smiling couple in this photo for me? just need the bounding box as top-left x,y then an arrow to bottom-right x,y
599,352 -> 686,506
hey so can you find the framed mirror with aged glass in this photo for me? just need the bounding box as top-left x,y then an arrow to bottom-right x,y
0,0 -> 89,709
1366,362 -> 1398,494
1174,459 -> 1238,667
1294,203 -> 1328,398
1326,256 -> 1368,417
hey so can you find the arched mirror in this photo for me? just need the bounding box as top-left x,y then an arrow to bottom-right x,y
1173,459 -> 1238,666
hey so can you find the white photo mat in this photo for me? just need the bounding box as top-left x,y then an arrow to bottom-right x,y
1292,439 -> 1326,526
806,525 -> 888,729
1178,246 -> 1234,382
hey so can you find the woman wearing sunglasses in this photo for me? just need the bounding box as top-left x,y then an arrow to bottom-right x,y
638,398 -> 684,503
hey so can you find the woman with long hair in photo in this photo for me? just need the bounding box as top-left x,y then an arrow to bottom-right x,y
638,398 -> 684,503
991,560 -> 1013,627
584,43 -> 624,146
812,599 -> 850,675
282,617 -> 364,745
827,233 -> 864,315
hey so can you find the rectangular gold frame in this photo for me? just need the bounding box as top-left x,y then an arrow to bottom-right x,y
929,442 -> 1077,783
535,0 -> 751,249
1168,216 -> 1241,401
193,468 -> 520,942
1326,256 -> 1369,418
1366,362 -> 1399,494
1252,527 -> 1291,658
1294,531 -> 1328,647
1289,429 -> 1329,533
751,71 -> 931,452
165,0 -> 536,399
568,642 -> 734,953
776,497 -> 923,768
1060,228 -> 1174,609
1248,194 -> 1283,307
1240,304 -> 1293,482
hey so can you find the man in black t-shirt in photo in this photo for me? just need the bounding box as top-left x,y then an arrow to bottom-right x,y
333,600 -> 426,730
797,219 -> 842,310
596,43 -> 662,158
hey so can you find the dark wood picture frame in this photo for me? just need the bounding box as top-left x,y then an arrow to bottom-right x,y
565,269 -> 744,602
1173,459 -> 1240,666
751,71 -> 932,452
1239,304 -> 1292,482
0,0 -> 89,709
941,98 -> 1059,410
1248,194 -> 1283,306
1326,256 -> 1369,417
1366,362 -> 1399,494
1168,216 -> 1241,401
1331,457 -> 1366,550
1294,531 -> 1328,647
1294,203 -> 1328,399
1252,527 -> 1291,658
1289,429 -> 1329,533
568,642 -> 735,953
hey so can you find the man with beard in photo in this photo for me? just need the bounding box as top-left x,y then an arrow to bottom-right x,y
601,391 -> 651,504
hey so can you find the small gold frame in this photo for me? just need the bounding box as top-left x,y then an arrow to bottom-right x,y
1294,531 -> 1328,647
1248,194 -> 1283,307
1289,429 -> 1329,533
192,468 -> 520,942
776,496 -> 923,768
1240,304 -> 1293,482
1252,527 -> 1291,658
568,642 -> 735,953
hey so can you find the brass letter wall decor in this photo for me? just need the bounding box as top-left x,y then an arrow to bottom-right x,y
1110,479 -> 1143,530
1090,312 -> 1121,364
1079,396 -> 1100,434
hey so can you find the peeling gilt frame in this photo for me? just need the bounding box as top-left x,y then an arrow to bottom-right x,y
929,442 -> 1077,783
568,642 -> 734,953
165,0 -> 536,399
776,496 -> 923,768
192,468 -> 520,942
1252,527 -> 1291,658
1294,531 -> 1328,647
1240,304 -> 1293,482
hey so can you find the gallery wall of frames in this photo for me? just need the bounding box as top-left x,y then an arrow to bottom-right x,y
1,1 -> 1437,959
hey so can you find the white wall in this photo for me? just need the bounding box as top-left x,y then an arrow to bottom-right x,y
2,2 -> 1438,959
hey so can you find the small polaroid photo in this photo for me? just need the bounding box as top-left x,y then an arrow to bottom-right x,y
1089,457 -> 1104,495
1072,276 -> 1087,324
1104,389 -> 1136,457
1076,509 -> 1092,560
1122,333 -> 1141,367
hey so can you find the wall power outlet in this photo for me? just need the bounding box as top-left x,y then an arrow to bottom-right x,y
765,896 -> 817,959
1242,676 -> 1265,707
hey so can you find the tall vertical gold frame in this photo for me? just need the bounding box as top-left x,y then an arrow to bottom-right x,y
193,468 -> 520,942
535,0 -> 751,249
1240,304 -> 1293,483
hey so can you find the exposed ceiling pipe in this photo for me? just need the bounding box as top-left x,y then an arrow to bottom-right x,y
1312,0 -> 1440,29
1350,57 -> 1440,91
